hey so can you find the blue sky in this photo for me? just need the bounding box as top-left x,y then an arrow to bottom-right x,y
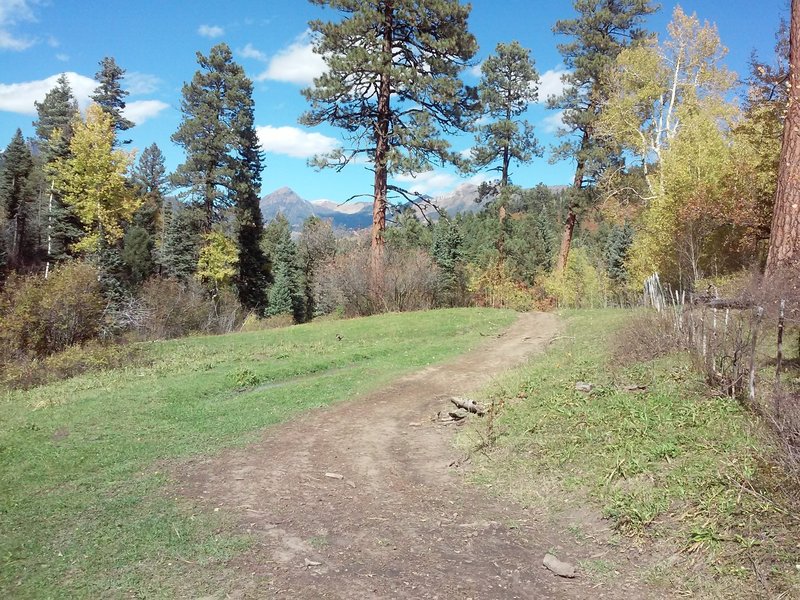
0,0 -> 787,203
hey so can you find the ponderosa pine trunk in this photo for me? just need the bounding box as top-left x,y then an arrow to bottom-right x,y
370,0 -> 393,299
765,0 -> 800,276
554,130 -> 589,273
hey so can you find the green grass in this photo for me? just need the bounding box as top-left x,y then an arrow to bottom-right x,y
460,309 -> 800,598
0,307 -> 514,599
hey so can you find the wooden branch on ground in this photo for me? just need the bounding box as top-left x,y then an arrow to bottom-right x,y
450,396 -> 486,416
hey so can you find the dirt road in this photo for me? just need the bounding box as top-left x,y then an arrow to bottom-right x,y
177,312 -> 652,599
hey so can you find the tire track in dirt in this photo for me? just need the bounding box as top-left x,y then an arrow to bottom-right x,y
177,312 -> 655,599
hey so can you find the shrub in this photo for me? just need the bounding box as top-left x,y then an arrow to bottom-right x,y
313,247 -> 440,317
239,313 -> 294,332
0,341 -> 142,390
135,277 -> 243,340
466,259 -> 537,311
0,262 -> 106,362
540,247 -> 612,309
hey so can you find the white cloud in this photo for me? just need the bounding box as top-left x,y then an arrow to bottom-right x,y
256,125 -> 339,159
0,0 -> 36,50
123,100 -> 169,125
125,72 -> 161,95
0,72 -> 96,115
468,62 -> 483,78
55,52 -> 68,62
245,31 -> 327,85
0,72 -> 169,126
239,42 -> 267,62
537,66 -> 569,103
394,171 -> 458,197
542,110 -> 566,134
198,24 -> 224,38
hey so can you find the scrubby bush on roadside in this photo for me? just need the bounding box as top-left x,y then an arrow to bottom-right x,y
0,262 -> 106,362
134,277 -> 243,339
540,247 -> 612,309
466,259 -> 537,311
314,246 -> 440,317
1,341 -> 142,390
239,312 -> 294,332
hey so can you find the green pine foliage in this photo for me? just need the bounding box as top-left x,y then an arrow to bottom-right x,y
0,130 -> 38,269
91,57 -> 134,143
132,143 -> 169,236
159,204 -> 202,279
171,43 -> 267,307
265,223 -> 303,319
33,74 -> 82,267
122,226 -> 156,286
471,41 -> 542,186
431,216 -> 465,302
302,0 -> 478,265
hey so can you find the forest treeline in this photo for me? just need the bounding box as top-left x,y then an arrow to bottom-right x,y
0,0 -> 793,382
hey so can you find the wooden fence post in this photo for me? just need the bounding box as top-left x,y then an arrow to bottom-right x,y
776,299 -> 786,385
748,307 -> 765,403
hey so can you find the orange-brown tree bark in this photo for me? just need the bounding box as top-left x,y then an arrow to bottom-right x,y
766,0 -> 800,276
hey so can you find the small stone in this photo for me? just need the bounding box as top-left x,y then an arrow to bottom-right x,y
324,472 -> 344,480
575,382 -> 594,393
304,558 -> 322,567
543,553 -> 576,578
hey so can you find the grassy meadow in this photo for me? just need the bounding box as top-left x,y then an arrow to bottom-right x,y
0,308 -> 513,598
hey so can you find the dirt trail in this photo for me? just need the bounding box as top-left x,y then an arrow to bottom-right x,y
177,312 -> 653,599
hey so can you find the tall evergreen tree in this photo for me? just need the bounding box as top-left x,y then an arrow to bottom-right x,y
471,41 -> 541,187
431,217 -> 465,303
33,74 -> 81,275
92,57 -> 134,143
233,125 -> 268,310
132,143 -> 169,242
549,0 -> 657,272
159,204 -> 202,279
301,0 -> 478,289
0,130 -> 37,269
171,43 -> 267,308
266,226 -> 302,319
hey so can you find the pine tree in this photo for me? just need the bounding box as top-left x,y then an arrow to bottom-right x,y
233,126 -> 268,310
33,74 -> 82,274
266,225 -> 302,319
261,212 -> 292,280
0,130 -> 37,269
122,226 -> 155,285
604,222 -> 634,282
92,57 -> 134,144
549,0 -> 658,272
34,74 -> 79,158
302,0 -> 478,289
171,43 -> 267,307
766,0 -> 800,275
431,217 -> 464,303
471,42 -> 541,187
132,143 -> 169,240
159,204 -> 202,279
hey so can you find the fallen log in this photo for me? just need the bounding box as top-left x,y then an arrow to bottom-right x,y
450,396 -> 486,416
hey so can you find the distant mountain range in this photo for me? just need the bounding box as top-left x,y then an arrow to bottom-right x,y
259,187 -> 374,231
260,183 -> 487,231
